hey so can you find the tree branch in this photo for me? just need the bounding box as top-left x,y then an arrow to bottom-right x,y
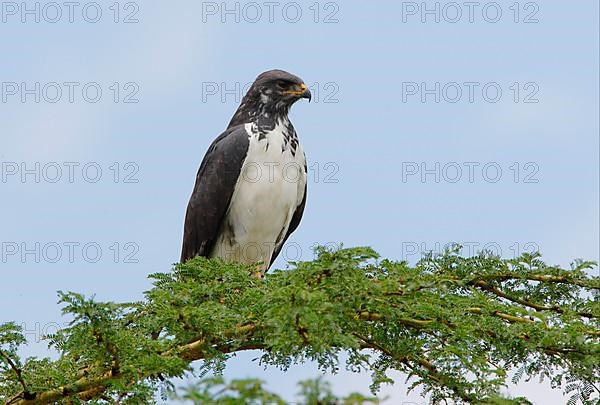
0,350 -> 32,403
472,279 -> 596,319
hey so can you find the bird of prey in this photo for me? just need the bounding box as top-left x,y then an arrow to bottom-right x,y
180,69 -> 311,272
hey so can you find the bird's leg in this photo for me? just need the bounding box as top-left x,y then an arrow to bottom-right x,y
252,263 -> 266,279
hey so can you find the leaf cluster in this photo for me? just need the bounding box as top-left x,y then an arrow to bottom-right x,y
0,247 -> 598,404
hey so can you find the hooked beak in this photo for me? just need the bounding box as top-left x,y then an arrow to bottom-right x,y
284,83 -> 312,102
299,83 -> 312,102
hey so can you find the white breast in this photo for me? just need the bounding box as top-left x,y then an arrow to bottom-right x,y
211,120 -> 306,268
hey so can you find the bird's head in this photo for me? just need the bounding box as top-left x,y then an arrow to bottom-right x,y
228,69 -> 311,128
251,69 -> 312,105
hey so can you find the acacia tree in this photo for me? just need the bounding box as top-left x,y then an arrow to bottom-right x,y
1,246 -> 598,404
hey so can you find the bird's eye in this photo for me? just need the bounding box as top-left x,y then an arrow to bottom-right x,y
277,81 -> 288,89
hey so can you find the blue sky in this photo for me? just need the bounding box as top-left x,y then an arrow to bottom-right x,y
0,1 -> 598,403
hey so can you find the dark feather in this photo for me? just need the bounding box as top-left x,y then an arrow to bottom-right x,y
180,125 -> 249,262
269,182 -> 307,267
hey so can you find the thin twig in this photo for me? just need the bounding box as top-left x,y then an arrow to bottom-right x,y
0,350 -> 32,402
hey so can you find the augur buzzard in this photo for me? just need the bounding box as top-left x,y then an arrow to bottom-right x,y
180,69 -> 311,271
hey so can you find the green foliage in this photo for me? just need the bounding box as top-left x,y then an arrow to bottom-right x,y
0,246 -> 598,404
171,376 -> 379,404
